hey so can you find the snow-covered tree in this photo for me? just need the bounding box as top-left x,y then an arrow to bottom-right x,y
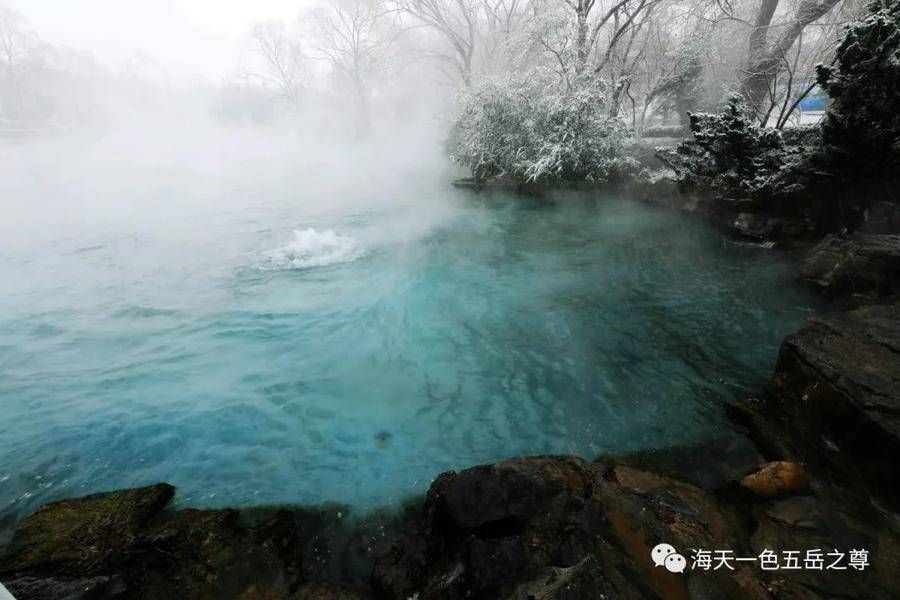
817,0 -> 900,180
244,20 -> 308,108
732,0 -> 865,123
450,68 -> 636,183
0,3 -> 44,124
655,94 -> 790,198
307,0 -> 400,133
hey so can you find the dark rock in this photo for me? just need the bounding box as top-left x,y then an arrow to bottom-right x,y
467,536 -> 529,589
634,170 -> 823,244
631,169 -> 680,200
450,176 -> 544,195
748,495 -> 894,599
4,448 -> 900,599
732,212 -> 814,242
373,455 -> 776,600
770,305 -> 900,508
604,436 -> 765,492
3,575 -> 127,600
130,508 -> 289,599
0,483 -> 382,599
859,201 -> 900,235
370,534 -> 427,599
372,456 -> 624,599
426,455 -> 592,531
799,234 -> 900,298
450,177 -> 482,190
501,555 -> 620,600
290,583 -> 372,599
131,505 -> 382,599
419,456 -> 622,597
594,462 -> 777,600
0,483 -> 174,576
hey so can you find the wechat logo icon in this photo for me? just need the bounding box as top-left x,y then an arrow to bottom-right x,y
652,543 -> 687,574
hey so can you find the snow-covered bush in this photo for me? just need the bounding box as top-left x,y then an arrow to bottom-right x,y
817,0 -> 900,181
655,95 -> 802,199
449,70 -> 636,184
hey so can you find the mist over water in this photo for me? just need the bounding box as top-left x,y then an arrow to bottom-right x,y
0,117 -> 819,532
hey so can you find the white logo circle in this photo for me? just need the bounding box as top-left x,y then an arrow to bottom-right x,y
651,543 -> 677,567
665,553 -> 687,573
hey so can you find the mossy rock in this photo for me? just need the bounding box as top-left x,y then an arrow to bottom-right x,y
0,483 -> 174,575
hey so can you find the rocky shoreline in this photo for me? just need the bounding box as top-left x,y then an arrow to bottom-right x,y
2,191 -> 899,599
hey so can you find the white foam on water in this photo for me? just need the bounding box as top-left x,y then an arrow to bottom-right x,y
259,228 -> 365,270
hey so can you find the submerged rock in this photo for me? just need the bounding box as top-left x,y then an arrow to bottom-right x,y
800,234 -> 900,298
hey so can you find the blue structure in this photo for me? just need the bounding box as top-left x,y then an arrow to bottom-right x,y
800,95 -> 828,111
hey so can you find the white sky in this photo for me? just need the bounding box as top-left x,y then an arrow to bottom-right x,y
8,0 -> 311,80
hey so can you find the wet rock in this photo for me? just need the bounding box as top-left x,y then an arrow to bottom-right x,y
859,201 -> 900,235
450,177 -> 482,190
770,304 -> 900,508
370,534 -> 427,599
634,170 -> 822,244
740,462 -> 810,499
605,435 -> 765,491
732,212 -> 814,242
420,456 -> 623,597
633,175 -> 718,223
450,175 -> 543,195
631,169 -> 679,199
0,484 -> 174,575
0,484 -> 381,599
373,455 -> 772,600
593,463 -> 770,600
3,575 -> 126,600
425,456 -> 593,531
372,456 -> 632,599
130,508 -> 295,599
287,583 -> 372,599
748,495 -> 892,599
501,556 -> 617,600
4,449 -> 900,599
799,234 -> 900,298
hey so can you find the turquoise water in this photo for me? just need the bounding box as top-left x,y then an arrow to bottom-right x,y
0,174 -> 818,531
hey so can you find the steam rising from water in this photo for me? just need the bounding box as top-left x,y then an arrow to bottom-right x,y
0,49 -> 820,535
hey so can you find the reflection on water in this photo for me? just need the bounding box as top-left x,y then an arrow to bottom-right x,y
0,188 -> 819,535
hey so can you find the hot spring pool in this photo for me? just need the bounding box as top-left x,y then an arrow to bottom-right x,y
0,185 -> 819,530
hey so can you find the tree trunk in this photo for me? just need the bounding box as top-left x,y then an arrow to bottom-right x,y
675,93 -> 693,128
575,2 -> 590,73
739,0 -> 841,117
